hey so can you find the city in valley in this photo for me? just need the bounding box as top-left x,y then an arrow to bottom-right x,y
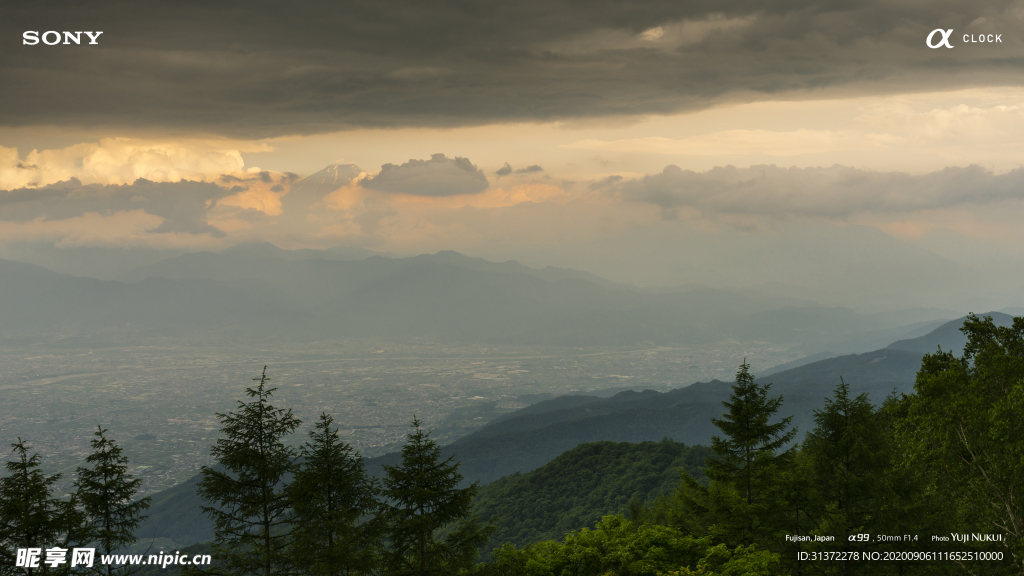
0,337 -> 793,496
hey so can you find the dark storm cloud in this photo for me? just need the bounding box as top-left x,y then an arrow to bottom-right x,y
3,0 -> 1023,137
0,179 -> 232,236
616,164 -> 1024,219
362,154 -> 489,196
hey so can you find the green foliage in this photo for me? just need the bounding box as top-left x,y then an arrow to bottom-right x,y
898,313 -> 1024,573
472,440 -> 712,551
658,360 -> 984,576
873,393 -> 957,573
680,361 -> 796,546
0,439 -> 87,576
770,448 -> 817,571
194,366 -> 302,576
470,515 -> 780,576
804,378 -> 886,516
795,378 -> 890,574
382,417 -> 494,576
658,542 -> 780,576
75,426 -> 152,576
286,412 -> 380,576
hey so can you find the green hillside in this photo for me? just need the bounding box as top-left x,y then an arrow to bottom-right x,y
471,440 -> 712,551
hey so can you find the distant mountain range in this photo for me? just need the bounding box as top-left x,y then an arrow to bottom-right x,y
0,245 -> 961,350
0,258 -> 297,340
132,311 -> 1019,548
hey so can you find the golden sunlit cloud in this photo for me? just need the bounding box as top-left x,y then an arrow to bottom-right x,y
217,169 -> 293,216
0,138 -> 271,190
324,176 -> 570,214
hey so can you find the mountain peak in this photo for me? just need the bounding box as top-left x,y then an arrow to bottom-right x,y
283,163 -> 364,212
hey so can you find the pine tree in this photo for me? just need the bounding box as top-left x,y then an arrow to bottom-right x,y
801,378 -> 888,576
0,439 -> 86,576
382,417 -> 493,576
704,361 -> 796,545
195,366 -> 301,576
287,412 -> 380,576
75,426 -> 152,576
774,450 -> 817,576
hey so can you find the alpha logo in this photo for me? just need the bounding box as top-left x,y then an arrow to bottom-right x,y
23,31 -> 103,45
926,29 -> 955,49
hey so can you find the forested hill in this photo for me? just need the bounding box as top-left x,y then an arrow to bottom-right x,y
471,440 -> 713,552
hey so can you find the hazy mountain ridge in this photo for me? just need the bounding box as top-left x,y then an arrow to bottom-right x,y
886,311 -> 1015,355
483,394 -> 605,427
1,247 -> 960,348
221,241 -> 393,262
0,258 -> 301,338
758,351 -> 841,378
455,389 -> 696,445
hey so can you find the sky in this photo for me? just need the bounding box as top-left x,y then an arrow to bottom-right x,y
3,0 -> 1024,310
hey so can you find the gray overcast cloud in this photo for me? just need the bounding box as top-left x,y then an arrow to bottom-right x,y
0,179 -> 231,236
3,0 -> 1023,137
616,164 -> 1024,219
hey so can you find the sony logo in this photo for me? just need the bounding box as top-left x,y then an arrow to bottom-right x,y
23,31 -> 103,45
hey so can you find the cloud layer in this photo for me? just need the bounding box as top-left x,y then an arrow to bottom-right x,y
0,178 -> 230,237
362,154 -> 489,196
4,0 -> 1024,136
614,164 -> 1024,219
6,153 -> 1024,257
